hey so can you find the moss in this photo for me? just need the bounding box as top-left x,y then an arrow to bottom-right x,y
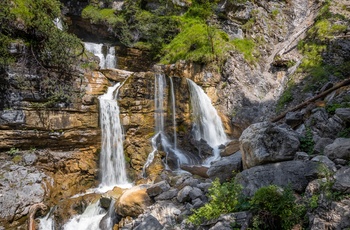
12,155 -> 22,163
232,38 -> 257,64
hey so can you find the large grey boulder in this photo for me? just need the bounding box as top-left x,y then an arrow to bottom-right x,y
333,167 -> 350,193
314,138 -> 334,154
239,122 -> 300,169
324,138 -> 350,160
236,160 -> 320,196
207,152 -> 242,182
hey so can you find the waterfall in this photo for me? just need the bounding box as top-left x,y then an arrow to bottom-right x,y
169,77 -> 177,150
99,83 -> 130,188
187,79 -> 228,165
63,202 -> 106,230
84,42 -> 116,69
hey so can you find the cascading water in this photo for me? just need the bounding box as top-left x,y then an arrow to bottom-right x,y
99,83 -> 130,189
169,77 -> 177,150
39,82 -> 130,229
143,75 -> 195,175
187,79 -> 228,165
84,42 -> 116,69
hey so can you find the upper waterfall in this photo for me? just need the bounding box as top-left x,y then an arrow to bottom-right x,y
187,79 -> 228,165
84,42 -> 116,69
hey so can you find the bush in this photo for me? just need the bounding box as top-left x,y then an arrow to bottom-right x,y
250,185 -> 305,230
299,128 -> 315,155
187,178 -> 247,225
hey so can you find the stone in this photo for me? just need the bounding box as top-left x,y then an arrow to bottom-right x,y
134,215 -> 163,230
324,138 -> 350,160
207,152 -> 242,182
236,160 -> 321,196
333,167 -> 350,193
239,122 -> 300,169
177,186 -> 192,203
314,138 -> 334,154
180,165 -> 209,178
197,182 -> 212,193
285,111 -> 304,128
192,198 -> 204,209
335,108 -> 350,122
116,186 -> 152,217
100,197 -> 112,209
294,152 -> 310,161
189,187 -> 203,200
154,189 -> 178,201
23,153 -> 37,166
311,155 -> 337,172
220,139 -> 240,157
147,181 -> 171,198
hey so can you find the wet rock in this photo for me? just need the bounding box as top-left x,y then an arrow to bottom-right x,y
333,167 -> 350,193
134,215 -> 163,230
324,138 -> 350,160
100,197 -> 112,209
236,160 -> 320,196
240,122 -> 300,169
190,138 -> 214,159
220,139 -> 240,157
116,186 -> 152,217
207,152 -> 242,182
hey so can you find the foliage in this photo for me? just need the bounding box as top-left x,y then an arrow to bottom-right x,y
8,147 -> 19,156
187,178 -> 247,225
297,0 -> 349,92
299,127 -> 315,155
232,38 -> 257,64
250,185 -> 305,230
276,84 -> 294,112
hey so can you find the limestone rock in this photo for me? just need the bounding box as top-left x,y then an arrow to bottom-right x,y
239,122 -> 300,169
116,186 -> 152,217
134,215 -> 163,230
177,186 -> 192,203
324,138 -> 350,160
333,167 -> 350,193
335,108 -> 350,122
154,189 -> 178,201
311,155 -> 337,172
236,160 -> 320,196
207,152 -> 242,182
147,181 -> 171,198
180,165 -> 209,178
220,139 -> 240,157
314,138 -> 334,154
285,111 -> 304,128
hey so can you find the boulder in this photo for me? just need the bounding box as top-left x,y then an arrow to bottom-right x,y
147,181 -> 171,198
314,138 -> 334,154
324,138 -> 350,160
180,165 -> 209,178
335,108 -> 350,122
285,111 -> 304,128
177,186 -> 192,203
311,155 -> 337,172
239,122 -> 300,169
236,160 -> 321,196
116,186 -> 152,217
333,167 -> 350,193
154,189 -> 178,201
220,139 -> 240,157
134,215 -> 163,230
207,152 -> 242,182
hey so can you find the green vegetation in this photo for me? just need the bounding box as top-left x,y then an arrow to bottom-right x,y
188,179 -> 305,229
250,185 -> 305,230
0,0 -> 84,107
12,155 -> 22,163
276,83 -> 294,112
81,0 -> 256,66
300,127 -> 315,155
8,147 -> 19,156
297,0 -> 349,92
188,178 -> 246,225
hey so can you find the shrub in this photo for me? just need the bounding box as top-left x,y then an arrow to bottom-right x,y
187,178 -> 247,225
299,128 -> 315,155
250,185 -> 305,230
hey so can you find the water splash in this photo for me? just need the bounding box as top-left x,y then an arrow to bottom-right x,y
84,42 -> 116,69
187,79 -> 228,165
99,83 -> 131,188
